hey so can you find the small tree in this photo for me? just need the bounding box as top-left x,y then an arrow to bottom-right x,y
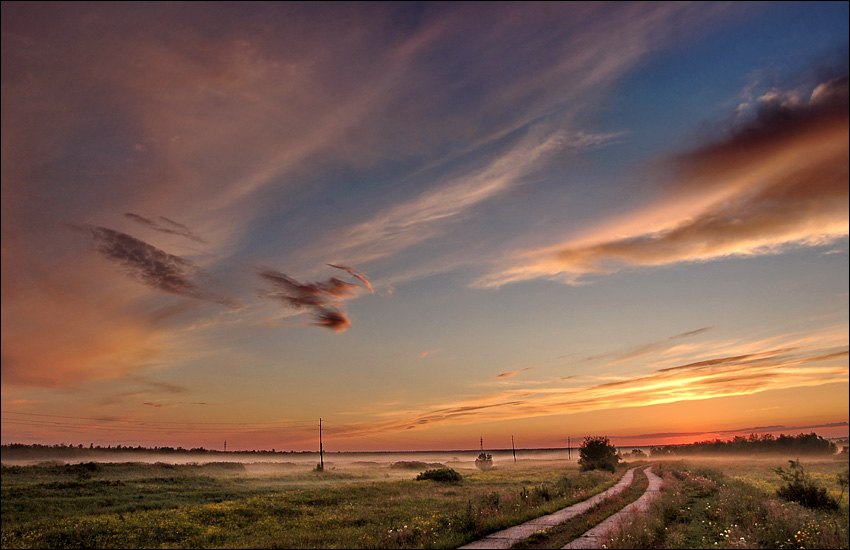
578,436 -> 620,473
774,459 -> 838,510
837,468 -> 849,506
475,452 -> 493,471
625,448 -> 647,459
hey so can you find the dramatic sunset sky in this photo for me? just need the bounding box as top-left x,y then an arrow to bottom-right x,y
2,2 -> 848,452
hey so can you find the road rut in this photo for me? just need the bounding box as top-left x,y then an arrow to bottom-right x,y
562,467 -> 662,548
459,466 -> 642,550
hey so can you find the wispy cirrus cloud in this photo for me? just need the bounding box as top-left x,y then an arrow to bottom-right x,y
301,2 -> 738,274
124,213 -> 207,244
601,327 -> 713,365
497,367 -> 535,379
324,129 -> 574,264
1,3 -> 745,393
496,329 -> 713,383
476,75 -> 849,288
341,340 -> 848,438
494,353 -> 575,380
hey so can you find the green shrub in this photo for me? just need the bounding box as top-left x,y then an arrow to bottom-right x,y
415,467 -> 463,483
578,436 -> 620,473
774,459 -> 839,510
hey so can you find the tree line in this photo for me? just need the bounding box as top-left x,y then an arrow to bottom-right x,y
648,432 -> 839,456
0,443 -> 297,459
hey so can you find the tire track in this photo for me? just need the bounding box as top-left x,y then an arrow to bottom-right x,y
562,466 -> 662,549
459,466 -> 640,550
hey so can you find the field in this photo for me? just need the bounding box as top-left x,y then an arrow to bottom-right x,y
602,457 -> 849,549
1,454 -> 847,549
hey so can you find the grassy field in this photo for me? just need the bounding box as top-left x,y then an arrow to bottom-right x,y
1,456 -> 847,549
602,458 -> 849,549
1,458 -> 618,549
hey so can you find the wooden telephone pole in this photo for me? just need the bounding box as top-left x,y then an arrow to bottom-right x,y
318,418 -> 324,471
568,437 -> 571,460
511,435 -> 517,463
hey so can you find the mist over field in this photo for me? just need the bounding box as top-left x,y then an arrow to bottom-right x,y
0,447 -> 580,467
3,436 -> 845,467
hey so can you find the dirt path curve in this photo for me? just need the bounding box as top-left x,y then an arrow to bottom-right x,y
458,466 -> 640,550
562,466 -> 662,549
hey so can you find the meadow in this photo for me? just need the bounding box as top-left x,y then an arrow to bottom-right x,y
1,457 -> 616,549
602,457 -> 849,550
1,454 -> 847,549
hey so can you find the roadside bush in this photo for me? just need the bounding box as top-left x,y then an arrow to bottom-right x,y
415,467 -> 463,483
774,459 -> 838,510
578,436 -> 620,473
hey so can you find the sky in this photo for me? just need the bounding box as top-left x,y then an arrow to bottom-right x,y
2,1 -> 848,452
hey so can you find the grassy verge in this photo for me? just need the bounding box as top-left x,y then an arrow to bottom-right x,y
1,460 -> 625,549
602,461 -> 849,549
511,466 -> 650,549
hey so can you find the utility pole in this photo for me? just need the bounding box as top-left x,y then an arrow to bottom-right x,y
568,437 -> 571,460
224,440 -> 227,452
318,418 -> 324,471
511,435 -> 517,463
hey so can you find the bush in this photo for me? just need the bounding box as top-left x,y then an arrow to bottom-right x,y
475,452 -> 493,471
416,467 -> 463,483
774,459 -> 838,510
578,436 -> 620,473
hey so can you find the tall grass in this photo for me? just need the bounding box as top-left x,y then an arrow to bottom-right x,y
1,460 -> 620,549
603,461 -> 849,549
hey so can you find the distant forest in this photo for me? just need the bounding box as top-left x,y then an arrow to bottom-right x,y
649,432 -> 846,457
0,443 -> 295,461
2,432 -> 847,462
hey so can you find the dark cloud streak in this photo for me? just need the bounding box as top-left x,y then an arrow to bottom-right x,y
73,224 -> 238,308
673,75 -> 849,183
311,307 -> 351,332
125,213 -> 207,244
327,263 -> 374,293
670,327 -> 712,340
258,268 -> 363,333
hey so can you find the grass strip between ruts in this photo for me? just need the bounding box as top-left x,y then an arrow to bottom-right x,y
510,466 -> 651,549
